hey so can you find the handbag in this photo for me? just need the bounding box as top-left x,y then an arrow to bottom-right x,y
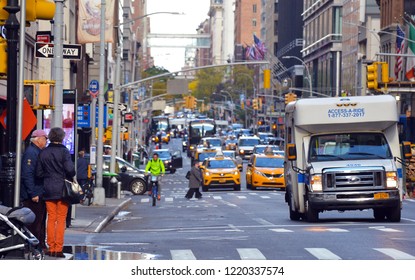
63,178 -> 84,204
185,171 -> 191,180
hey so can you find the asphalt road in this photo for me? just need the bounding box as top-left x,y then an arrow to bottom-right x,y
66,137 -> 415,260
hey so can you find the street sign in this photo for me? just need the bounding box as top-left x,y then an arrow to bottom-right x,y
36,31 -> 52,43
35,43 -> 82,60
120,126 -> 128,133
124,112 -> 133,122
89,80 -> 99,94
106,102 -> 127,111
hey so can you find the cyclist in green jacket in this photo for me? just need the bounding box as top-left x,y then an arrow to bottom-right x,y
145,153 -> 165,200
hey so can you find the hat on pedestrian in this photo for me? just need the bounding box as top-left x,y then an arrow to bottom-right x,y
31,129 -> 48,138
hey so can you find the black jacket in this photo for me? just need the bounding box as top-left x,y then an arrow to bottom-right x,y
20,142 -> 44,201
76,156 -> 89,180
36,143 -> 76,200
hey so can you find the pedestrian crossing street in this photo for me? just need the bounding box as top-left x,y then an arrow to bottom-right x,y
168,247 -> 415,260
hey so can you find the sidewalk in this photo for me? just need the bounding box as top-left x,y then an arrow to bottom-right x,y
44,196 -> 132,260
67,196 -> 133,233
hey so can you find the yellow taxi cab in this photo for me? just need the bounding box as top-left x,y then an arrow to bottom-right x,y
200,152 -> 241,192
192,148 -> 217,165
246,151 -> 285,190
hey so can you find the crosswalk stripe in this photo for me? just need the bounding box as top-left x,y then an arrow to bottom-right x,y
374,248 -> 415,260
305,248 -> 342,260
140,198 -> 149,203
260,196 -> 270,199
269,228 -> 293,233
213,196 -> 222,200
237,248 -> 266,260
369,226 -> 403,233
237,196 -> 247,199
165,197 -> 173,202
326,228 -> 349,232
171,250 -> 197,260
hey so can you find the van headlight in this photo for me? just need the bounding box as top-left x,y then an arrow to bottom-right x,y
386,172 -> 398,188
311,175 -> 323,192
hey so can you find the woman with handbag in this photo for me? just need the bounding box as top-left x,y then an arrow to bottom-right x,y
185,161 -> 203,199
36,127 -> 76,258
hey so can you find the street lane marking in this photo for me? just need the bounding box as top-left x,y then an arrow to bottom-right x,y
165,197 -> 173,202
260,196 -> 271,199
305,248 -> 342,260
213,196 -> 222,200
369,226 -> 402,232
171,250 -> 197,260
269,228 -> 293,233
140,198 -> 149,203
374,248 -> 415,260
237,196 -> 247,199
325,228 -> 349,232
237,248 -> 266,260
253,218 -> 275,226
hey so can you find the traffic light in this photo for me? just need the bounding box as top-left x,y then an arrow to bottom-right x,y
366,63 -> 378,90
263,69 -> 271,89
26,0 -> 56,22
258,97 -> 262,109
252,98 -> 258,110
1,0 -> 56,24
184,96 -> 190,108
192,96 -> 197,109
272,123 -> 277,130
0,37 -> 6,77
285,93 -> 297,104
0,0 -> 7,24
381,62 -> 389,83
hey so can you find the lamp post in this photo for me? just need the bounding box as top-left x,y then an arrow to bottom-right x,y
94,10 -> 183,204
220,90 -> 234,122
282,56 -> 313,97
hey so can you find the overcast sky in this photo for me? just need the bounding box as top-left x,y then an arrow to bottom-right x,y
146,0 -> 210,72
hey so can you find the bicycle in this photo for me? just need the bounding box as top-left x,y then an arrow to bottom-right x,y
149,174 -> 162,206
80,175 -> 95,206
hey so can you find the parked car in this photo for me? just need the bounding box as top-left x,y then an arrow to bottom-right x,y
151,149 -> 183,174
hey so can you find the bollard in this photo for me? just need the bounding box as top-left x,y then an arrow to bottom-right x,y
109,176 -> 118,198
117,181 -> 122,199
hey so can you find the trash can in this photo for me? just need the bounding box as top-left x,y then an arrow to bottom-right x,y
133,152 -> 141,168
102,172 -> 118,198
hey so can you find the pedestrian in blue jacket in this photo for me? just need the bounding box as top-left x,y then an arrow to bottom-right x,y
20,129 -> 48,251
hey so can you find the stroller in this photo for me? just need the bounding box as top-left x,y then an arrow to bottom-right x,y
0,205 -> 43,260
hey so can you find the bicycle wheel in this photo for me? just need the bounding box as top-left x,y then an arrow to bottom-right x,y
152,184 -> 157,206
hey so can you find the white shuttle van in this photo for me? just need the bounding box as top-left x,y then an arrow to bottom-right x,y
284,95 -> 411,222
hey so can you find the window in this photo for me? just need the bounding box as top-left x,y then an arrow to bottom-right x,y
252,19 -> 257,27
253,4 -> 257,13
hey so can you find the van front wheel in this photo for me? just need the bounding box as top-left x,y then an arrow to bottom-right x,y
305,198 -> 319,222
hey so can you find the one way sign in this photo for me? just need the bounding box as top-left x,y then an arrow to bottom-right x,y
35,43 -> 82,60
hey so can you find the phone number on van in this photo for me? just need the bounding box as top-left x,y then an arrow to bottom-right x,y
327,108 -> 365,118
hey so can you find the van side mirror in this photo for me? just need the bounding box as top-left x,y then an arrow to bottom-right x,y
286,143 -> 297,161
402,141 -> 412,159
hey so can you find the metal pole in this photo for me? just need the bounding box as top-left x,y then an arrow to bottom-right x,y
110,45 -> 121,173
94,0 -> 106,205
0,0 -> 19,207
14,0 -> 27,207
52,0 -> 65,127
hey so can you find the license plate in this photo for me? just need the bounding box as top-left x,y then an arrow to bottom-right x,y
374,192 -> 389,199
219,179 -> 226,183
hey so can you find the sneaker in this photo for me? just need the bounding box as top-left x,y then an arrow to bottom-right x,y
157,194 -> 161,200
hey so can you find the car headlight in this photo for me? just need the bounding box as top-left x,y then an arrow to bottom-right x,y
386,172 -> 398,188
239,149 -> 245,154
311,175 -> 323,192
190,146 -> 195,150
254,170 -> 264,176
205,172 -> 210,176
234,171 -> 239,175
164,160 -> 169,164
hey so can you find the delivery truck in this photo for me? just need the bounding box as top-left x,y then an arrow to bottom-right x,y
284,95 -> 411,222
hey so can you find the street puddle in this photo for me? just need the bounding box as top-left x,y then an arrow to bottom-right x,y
64,245 -> 158,260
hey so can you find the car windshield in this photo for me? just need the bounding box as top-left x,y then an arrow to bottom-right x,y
198,152 -> 217,162
155,151 -> 171,158
309,132 -> 392,162
208,159 -> 236,169
226,139 -> 237,144
239,138 -> 260,146
255,157 -> 284,168
204,139 -> 222,147
254,146 -> 280,154
223,151 -> 235,158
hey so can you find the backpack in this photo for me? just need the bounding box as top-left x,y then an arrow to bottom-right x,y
185,171 -> 191,180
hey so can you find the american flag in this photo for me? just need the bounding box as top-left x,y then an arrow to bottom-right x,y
253,34 -> 266,60
395,25 -> 405,80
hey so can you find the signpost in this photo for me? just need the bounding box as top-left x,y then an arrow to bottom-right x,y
34,43 -> 82,60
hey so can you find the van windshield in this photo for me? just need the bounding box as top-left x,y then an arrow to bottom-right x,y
309,133 -> 392,162
239,138 -> 260,146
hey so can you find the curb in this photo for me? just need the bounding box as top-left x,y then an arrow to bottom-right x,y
94,198 -> 133,233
